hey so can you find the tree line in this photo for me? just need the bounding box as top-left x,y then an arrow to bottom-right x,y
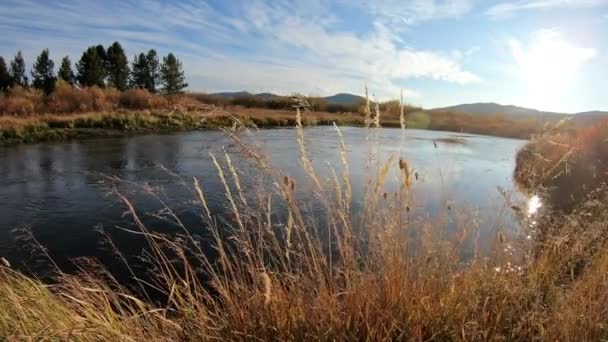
0,42 -> 188,95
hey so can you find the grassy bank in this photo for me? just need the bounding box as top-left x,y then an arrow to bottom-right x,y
0,107 -> 366,146
0,106 -> 548,146
2,108 -> 608,340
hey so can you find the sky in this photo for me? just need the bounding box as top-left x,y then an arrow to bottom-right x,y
0,0 -> 607,113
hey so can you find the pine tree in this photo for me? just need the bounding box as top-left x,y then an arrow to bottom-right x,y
9,51 -> 28,87
130,53 -> 148,89
145,49 -> 160,93
0,56 -> 10,92
76,46 -> 107,87
160,53 -> 188,95
31,49 -> 56,94
58,56 -> 75,85
106,42 -> 129,90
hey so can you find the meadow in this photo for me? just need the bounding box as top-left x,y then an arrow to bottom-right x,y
1,96 -> 607,340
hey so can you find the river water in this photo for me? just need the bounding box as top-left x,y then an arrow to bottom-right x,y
0,127 -> 528,275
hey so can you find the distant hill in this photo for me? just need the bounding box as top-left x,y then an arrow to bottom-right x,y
323,93 -> 366,106
209,91 -> 365,107
572,111 -> 608,126
433,103 -> 567,120
433,102 -> 608,125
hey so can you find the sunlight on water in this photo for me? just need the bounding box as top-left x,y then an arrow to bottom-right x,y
527,195 -> 542,216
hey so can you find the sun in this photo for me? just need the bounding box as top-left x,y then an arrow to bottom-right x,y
509,30 -> 596,110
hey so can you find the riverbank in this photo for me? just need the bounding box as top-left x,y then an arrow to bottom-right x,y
514,119 -> 608,211
1,106 -> 548,146
0,107 -> 368,146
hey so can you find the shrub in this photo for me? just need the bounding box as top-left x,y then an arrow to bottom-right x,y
47,80 -> 83,113
515,119 -> 608,212
81,86 -> 118,112
0,86 -> 44,115
120,89 -> 153,109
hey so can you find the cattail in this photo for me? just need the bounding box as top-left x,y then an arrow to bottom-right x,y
400,89 -> 406,130
284,175 -> 290,187
383,192 -> 388,200
498,232 -> 504,245
415,172 -> 419,180
399,158 -> 412,187
290,179 -> 296,191
260,272 -> 272,306
374,100 -> 381,128
364,85 -> 371,127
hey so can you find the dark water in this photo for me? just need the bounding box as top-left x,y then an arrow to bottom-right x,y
0,127 -> 528,275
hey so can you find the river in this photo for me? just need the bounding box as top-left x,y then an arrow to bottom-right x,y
0,127 -> 528,276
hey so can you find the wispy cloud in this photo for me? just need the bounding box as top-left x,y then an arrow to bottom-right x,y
344,0 -> 475,26
487,0 -> 608,18
0,0 -> 480,99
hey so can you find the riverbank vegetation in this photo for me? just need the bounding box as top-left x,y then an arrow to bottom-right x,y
515,119 -> 608,211
1,105 -> 608,340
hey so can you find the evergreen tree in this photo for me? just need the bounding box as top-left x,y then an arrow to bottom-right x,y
129,53 -> 148,89
96,44 -> 108,66
31,49 -> 56,94
0,56 -> 10,92
8,51 -> 28,87
145,49 -> 159,93
160,53 -> 188,95
106,42 -> 129,90
76,46 -> 107,87
58,56 -> 75,85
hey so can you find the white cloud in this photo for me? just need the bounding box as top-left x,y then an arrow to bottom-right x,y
487,0 -> 608,18
0,0 -> 480,100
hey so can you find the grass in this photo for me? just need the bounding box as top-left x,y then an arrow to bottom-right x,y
1,93 -> 608,341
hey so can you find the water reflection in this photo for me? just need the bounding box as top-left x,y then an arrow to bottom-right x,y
527,195 -> 543,217
0,127 -> 528,275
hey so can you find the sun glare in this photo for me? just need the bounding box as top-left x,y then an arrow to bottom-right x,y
510,30 -> 596,110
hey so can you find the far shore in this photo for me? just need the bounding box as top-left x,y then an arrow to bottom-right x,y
0,105 -> 542,146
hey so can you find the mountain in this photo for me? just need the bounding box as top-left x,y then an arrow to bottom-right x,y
323,93 -> 366,106
433,103 -> 567,120
255,92 -> 281,100
433,103 -> 608,126
572,111 -> 608,126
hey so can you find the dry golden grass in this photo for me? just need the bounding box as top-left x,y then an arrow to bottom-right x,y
515,119 -> 608,211
1,94 -> 608,341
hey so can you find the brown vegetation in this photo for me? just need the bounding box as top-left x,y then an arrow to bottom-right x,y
515,119 -> 608,212
1,110 -> 608,340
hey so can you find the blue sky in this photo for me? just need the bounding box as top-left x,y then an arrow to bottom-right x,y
1,0 -> 607,112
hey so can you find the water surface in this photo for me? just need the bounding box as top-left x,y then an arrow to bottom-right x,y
0,127 -> 527,274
